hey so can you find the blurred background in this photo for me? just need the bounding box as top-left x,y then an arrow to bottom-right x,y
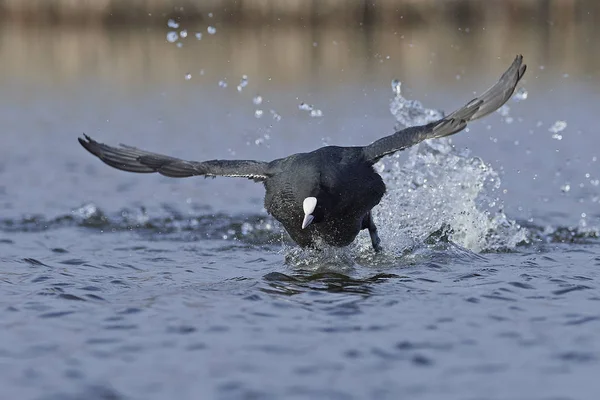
1,0 -> 599,86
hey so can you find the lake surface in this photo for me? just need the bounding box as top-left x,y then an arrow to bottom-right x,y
1,18 -> 600,400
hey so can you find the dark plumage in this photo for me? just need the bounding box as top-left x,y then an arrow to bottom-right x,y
79,55 -> 526,251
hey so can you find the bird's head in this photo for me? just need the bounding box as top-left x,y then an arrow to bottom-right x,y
301,196 -> 326,229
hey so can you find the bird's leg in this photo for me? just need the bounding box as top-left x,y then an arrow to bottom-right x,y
362,212 -> 382,252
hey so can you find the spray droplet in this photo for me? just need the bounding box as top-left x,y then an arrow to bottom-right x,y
166,32 -> 178,43
207,26 -> 217,35
549,120 -> 567,134
218,80 -> 227,88
184,73 -> 192,80
391,79 -> 402,96
237,75 -> 248,92
253,95 -> 263,105
254,110 -> 263,118
167,19 -> 179,29
270,110 -> 282,121
195,32 -> 202,40
513,87 -> 528,102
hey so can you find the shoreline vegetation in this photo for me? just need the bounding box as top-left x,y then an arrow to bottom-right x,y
1,0 -> 598,86
0,0 -> 597,27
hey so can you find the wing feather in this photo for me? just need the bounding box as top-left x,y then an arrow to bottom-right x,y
78,135 -> 270,182
363,55 -> 526,164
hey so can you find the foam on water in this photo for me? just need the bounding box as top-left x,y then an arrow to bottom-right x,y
365,81 -> 528,253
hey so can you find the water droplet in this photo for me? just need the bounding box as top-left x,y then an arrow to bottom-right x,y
179,30 -> 188,38
497,105 -> 510,117
241,222 -> 253,235
561,184 -> 571,193
176,42 -> 183,48
167,19 -> 179,29
237,75 -> 248,92
207,26 -> 217,35
253,95 -> 263,105
270,110 -> 282,121
254,109 -> 263,118
310,109 -> 323,118
513,87 -> 528,102
184,73 -> 192,80
549,120 -> 567,134
166,32 -> 178,43
391,79 -> 401,95
218,80 -> 227,88
298,103 -> 313,111
195,32 -> 202,40
208,12 -> 213,18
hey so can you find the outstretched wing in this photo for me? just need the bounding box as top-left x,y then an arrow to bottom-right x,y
78,134 -> 271,182
363,54 -> 527,164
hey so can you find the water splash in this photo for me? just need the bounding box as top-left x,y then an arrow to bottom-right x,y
270,109 -> 282,121
237,75 -> 248,92
166,32 -> 178,43
549,120 -> 567,140
513,87 -> 528,102
389,80 -> 444,128
167,19 -> 179,29
299,102 -> 324,118
367,80 -> 528,253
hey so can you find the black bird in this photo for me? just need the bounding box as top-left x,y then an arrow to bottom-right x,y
79,55 -> 526,251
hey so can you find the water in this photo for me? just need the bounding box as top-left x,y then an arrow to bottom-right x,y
1,20 -> 600,400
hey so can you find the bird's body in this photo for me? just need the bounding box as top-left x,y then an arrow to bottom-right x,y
265,146 -> 385,248
79,55 -> 526,251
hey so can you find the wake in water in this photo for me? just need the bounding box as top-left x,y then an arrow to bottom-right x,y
354,80 -> 529,255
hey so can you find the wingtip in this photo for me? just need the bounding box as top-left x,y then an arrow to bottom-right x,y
78,134 -> 97,154
513,54 -> 527,81
78,135 -> 88,147
519,63 -> 527,80
78,133 -> 92,144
